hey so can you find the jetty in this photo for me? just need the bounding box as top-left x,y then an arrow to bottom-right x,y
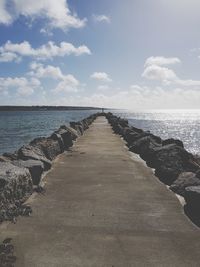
1,115 -> 200,266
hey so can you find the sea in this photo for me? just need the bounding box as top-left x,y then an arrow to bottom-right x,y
0,109 -> 200,156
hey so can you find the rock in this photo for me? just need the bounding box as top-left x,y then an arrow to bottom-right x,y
124,131 -> 141,145
70,122 -> 84,135
185,186 -> 200,211
118,118 -> 129,127
113,123 -> 125,135
0,238 -> 16,266
123,126 -> 143,138
19,204 -> 32,216
50,132 -> 65,152
151,144 -> 191,167
2,238 -> 12,244
196,169 -> 200,178
30,137 -> 62,160
17,145 -> 52,170
170,172 -> 200,196
0,156 -> 11,162
2,153 -> 18,161
109,117 -> 129,134
151,144 -> 193,185
192,156 -> 200,173
59,126 -> 79,140
54,129 -> 73,149
130,136 -> 162,166
129,133 -> 162,151
155,166 -> 183,185
81,119 -> 89,130
129,135 -> 160,154
122,127 -> 132,137
0,162 -> 33,208
162,138 -> 184,148
11,160 -> 44,185
193,155 -> 200,165
130,126 -> 143,134
34,185 -> 45,194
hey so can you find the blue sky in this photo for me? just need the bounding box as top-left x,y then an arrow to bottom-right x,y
0,0 -> 200,109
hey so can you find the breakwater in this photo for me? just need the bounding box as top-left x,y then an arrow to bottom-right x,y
0,113 -> 100,223
1,111 -> 200,227
105,112 -> 200,226
1,115 -> 200,266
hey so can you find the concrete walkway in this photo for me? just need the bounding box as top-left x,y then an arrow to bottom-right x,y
1,116 -> 200,266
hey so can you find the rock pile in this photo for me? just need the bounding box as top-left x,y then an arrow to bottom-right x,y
0,238 -> 16,266
105,112 -> 200,225
0,113 -> 100,223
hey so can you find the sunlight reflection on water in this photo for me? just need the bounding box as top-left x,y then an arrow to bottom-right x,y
112,109 -> 200,155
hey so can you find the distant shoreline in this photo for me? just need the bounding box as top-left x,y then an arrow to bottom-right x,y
0,106 -> 105,111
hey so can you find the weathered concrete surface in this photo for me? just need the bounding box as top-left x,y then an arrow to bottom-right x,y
0,116 -> 200,266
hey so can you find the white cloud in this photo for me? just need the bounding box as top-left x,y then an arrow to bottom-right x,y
176,79 -> 200,87
53,75 -> 79,94
142,56 -> 200,87
93,15 -> 111,23
0,52 -> 21,63
29,62 -> 80,94
17,86 -> 34,96
91,72 -> 112,82
0,41 -> 91,62
29,62 -> 64,80
144,56 -> 181,67
61,85 -> 200,110
142,64 -> 177,83
0,0 -> 86,31
0,0 -> 12,24
0,77 -> 41,96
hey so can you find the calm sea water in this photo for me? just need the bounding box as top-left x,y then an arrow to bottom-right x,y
0,110 -> 100,155
0,109 -> 200,155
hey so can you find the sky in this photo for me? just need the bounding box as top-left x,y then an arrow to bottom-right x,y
0,0 -> 200,109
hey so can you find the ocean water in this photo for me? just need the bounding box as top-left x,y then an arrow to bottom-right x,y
0,109 -> 200,155
0,110 -> 100,155
113,109 -> 200,155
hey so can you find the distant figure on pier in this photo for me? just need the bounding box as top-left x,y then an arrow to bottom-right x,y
102,108 -> 104,113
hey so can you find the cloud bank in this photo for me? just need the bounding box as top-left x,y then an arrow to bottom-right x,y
0,0 -> 86,31
0,41 -> 91,62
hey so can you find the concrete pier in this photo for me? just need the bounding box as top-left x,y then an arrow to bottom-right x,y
1,116 -> 200,266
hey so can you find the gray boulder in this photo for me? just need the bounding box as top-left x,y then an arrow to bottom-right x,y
129,135 -> 162,154
81,119 -> 89,130
152,144 -> 193,185
170,172 -> 200,196
30,137 -> 62,160
0,162 -> 33,208
59,125 -> 79,140
0,156 -> 11,162
125,131 -> 142,145
70,122 -> 84,135
155,167 -> 183,186
17,145 -> 52,170
50,132 -> 65,152
118,118 -> 129,128
113,123 -> 124,135
162,138 -> 184,148
54,129 -> 73,149
185,186 -> 200,210
2,152 -> 18,160
12,160 -> 44,185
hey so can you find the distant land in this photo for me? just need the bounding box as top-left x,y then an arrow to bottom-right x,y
0,106 -> 106,111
